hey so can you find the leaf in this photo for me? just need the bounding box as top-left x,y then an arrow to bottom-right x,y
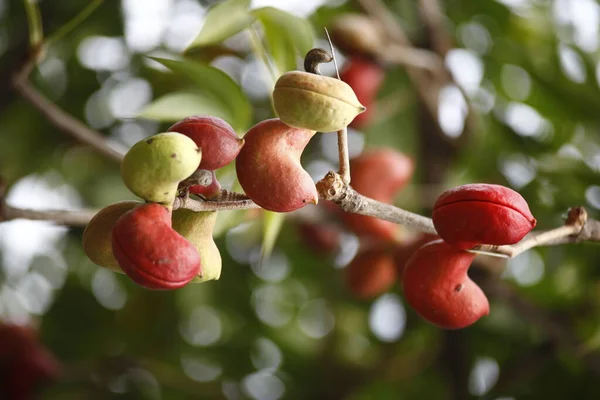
187,0 -> 254,50
150,57 -> 252,132
253,7 -> 314,74
260,211 -> 285,261
138,91 -> 230,122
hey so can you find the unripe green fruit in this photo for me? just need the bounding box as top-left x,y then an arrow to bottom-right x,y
121,132 -> 201,205
83,201 -> 140,272
172,209 -> 221,283
273,71 -> 366,132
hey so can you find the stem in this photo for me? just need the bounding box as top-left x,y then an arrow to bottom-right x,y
316,171 -> 436,234
0,203 -> 97,227
23,0 -> 43,48
47,0 -> 105,45
303,48 -> 333,75
337,128 -> 351,184
474,207 -> 589,258
12,58 -> 124,163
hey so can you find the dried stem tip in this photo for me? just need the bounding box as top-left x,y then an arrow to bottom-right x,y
304,48 -> 333,75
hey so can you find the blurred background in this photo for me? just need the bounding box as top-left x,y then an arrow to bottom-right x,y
1,0 -> 600,398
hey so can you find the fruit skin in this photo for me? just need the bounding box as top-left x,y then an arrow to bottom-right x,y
189,169 -> 222,199
273,71 -> 366,132
340,58 -> 385,129
83,201 -> 140,272
0,324 -> 61,399
345,248 -> 397,299
172,209 -> 221,283
342,149 -> 414,240
393,233 -> 439,278
168,116 -> 244,170
121,132 -> 201,205
329,13 -> 385,58
432,183 -> 537,250
236,118 -> 318,212
112,203 -> 201,290
402,240 -> 489,329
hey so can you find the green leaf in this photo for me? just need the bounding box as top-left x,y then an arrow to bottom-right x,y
261,211 -> 285,261
253,7 -> 314,74
138,91 -> 230,122
150,57 -> 252,132
187,0 -> 254,50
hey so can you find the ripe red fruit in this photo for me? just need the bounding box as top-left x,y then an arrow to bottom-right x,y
345,248 -> 397,299
432,183 -> 537,249
0,324 -> 61,399
342,149 -> 414,240
393,233 -> 440,277
168,115 -> 244,171
235,118 -> 318,212
340,58 -> 385,129
402,240 -> 489,329
112,203 -> 201,290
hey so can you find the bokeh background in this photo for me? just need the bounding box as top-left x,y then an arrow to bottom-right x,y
1,0 -> 600,398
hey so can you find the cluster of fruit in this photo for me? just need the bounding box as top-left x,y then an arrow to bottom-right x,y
297,14 -> 538,329
82,57 -> 367,290
83,117 -> 244,289
81,14 -> 537,330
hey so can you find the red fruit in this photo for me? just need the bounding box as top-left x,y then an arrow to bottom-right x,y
345,248 -> 397,299
297,222 -> 342,254
189,169 -> 222,199
432,183 -> 537,250
393,233 -> 439,277
340,58 -> 385,129
0,324 -> 61,399
402,240 -> 489,329
112,203 -> 201,290
342,149 -> 414,240
236,118 -> 318,212
168,116 -> 244,170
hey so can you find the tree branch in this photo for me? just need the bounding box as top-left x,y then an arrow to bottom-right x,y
317,171 -> 437,234
11,50 -> 124,163
418,0 -> 453,57
1,169 -> 598,261
0,202 -> 97,227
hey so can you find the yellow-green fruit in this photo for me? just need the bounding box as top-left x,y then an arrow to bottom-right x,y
83,201 -> 140,272
121,132 -> 202,205
273,71 -> 366,132
172,209 -> 221,283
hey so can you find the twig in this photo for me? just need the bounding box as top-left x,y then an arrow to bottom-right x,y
0,203 -> 97,227
376,45 -> 443,73
357,0 -> 478,141
418,0 -> 453,57
336,128 -> 351,184
474,207 -> 590,258
12,57 -> 124,163
321,32 -> 351,185
46,0 -> 105,45
316,171 -> 436,234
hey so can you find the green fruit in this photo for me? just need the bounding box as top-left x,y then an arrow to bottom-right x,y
121,132 -> 201,205
172,209 -> 221,283
273,71 -> 366,132
83,201 -> 140,272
